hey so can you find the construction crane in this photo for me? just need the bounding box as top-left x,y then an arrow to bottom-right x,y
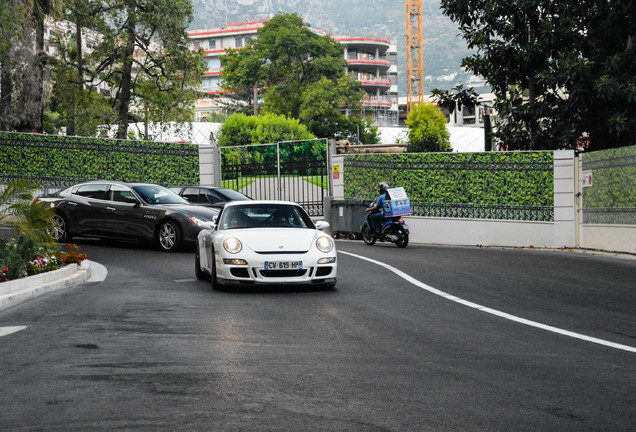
405,0 -> 424,114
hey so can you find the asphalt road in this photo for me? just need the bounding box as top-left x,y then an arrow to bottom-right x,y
0,239 -> 635,431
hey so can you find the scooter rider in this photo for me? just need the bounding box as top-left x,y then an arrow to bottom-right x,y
366,182 -> 390,236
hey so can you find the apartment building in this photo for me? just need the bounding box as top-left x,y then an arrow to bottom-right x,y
335,36 -> 399,126
187,21 -> 399,126
188,21 -> 265,119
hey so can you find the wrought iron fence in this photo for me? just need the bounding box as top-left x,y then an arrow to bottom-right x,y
220,139 -> 329,216
344,152 -> 554,221
581,145 -> 636,225
0,131 -> 199,193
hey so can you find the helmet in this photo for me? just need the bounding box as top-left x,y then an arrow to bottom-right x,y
379,182 -> 389,194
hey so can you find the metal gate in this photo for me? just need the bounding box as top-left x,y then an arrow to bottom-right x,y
220,139 -> 329,216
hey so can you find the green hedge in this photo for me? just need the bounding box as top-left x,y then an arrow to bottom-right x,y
344,152 -> 554,221
581,145 -> 636,224
0,132 -> 199,187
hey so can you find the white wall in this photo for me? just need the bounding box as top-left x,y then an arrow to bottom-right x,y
404,151 -> 576,248
579,225 -> 636,254
331,151 -> 578,249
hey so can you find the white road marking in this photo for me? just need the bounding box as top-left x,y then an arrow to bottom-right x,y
0,326 -> 28,338
340,250 -> 636,354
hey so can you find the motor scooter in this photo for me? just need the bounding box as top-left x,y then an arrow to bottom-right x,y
360,206 -> 409,248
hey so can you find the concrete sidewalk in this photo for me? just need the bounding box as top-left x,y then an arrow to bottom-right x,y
0,260 -> 107,312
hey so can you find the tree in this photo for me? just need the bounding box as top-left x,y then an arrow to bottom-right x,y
0,0 -> 40,131
24,0 -> 64,132
48,0 -> 113,136
405,103 -> 451,153
220,44 -> 264,115
440,0 -> 636,151
299,76 -> 379,143
75,0 -> 206,139
220,12 -> 373,141
431,84 -> 480,116
49,64 -> 114,136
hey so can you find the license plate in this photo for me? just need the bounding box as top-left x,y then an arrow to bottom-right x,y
264,261 -> 303,270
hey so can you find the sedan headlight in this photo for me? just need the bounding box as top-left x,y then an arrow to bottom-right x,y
316,235 -> 333,253
188,216 -> 214,228
223,237 -> 242,254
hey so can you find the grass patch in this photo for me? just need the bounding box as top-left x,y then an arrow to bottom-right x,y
221,178 -> 256,190
303,176 -> 328,189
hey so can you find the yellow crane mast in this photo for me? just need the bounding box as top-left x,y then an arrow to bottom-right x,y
405,0 -> 424,114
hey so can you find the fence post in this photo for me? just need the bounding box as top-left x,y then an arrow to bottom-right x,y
198,144 -> 216,187
553,150 -> 576,248
276,142 -> 281,200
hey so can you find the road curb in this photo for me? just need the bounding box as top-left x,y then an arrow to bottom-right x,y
0,260 -> 97,312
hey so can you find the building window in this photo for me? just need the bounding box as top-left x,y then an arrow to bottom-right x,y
235,38 -> 242,48
210,78 -> 220,90
209,39 -> 216,49
208,58 -> 219,70
193,41 -> 200,50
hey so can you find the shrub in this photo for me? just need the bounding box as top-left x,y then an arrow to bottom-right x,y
0,236 -> 87,282
405,103 -> 451,153
217,113 -> 314,147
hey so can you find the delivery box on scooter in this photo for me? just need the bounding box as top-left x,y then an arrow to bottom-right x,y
383,187 -> 411,217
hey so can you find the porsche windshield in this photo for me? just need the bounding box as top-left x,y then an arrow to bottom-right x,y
219,204 -> 314,230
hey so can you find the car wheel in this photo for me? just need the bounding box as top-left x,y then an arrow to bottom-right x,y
52,214 -> 72,243
194,244 -> 210,280
157,220 -> 182,252
395,225 -> 409,248
361,224 -> 376,246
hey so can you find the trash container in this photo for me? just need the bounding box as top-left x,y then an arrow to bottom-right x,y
328,198 -> 369,239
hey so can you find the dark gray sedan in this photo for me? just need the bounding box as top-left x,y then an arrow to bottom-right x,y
37,181 -> 219,252
168,185 -> 251,209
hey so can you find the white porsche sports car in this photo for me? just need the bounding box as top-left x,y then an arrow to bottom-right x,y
195,201 -> 337,288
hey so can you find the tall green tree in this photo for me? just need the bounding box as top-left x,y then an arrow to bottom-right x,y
441,0 -> 636,151
299,76 -> 378,143
220,12 -> 373,141
49,0 -> 112,136
88,0 -> 205,139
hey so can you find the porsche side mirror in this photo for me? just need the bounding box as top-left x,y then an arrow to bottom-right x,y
315,221 -> 329,231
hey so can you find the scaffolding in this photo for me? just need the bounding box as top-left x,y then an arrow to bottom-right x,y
405,0 -> 424,114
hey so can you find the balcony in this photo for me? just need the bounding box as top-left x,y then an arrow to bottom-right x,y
347,55 -> 391,70
362,95 -> 394,107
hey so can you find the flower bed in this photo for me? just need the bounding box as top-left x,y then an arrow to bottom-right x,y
0,236 -> 88,283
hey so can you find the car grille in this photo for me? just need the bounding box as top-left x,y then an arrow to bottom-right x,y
230,268 -> 250,278
315,267 -> 333,277
255,251 -> 308,255
259,269 -> 308,278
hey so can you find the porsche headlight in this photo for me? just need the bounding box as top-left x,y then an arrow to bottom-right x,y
316,235 -> 333,253
223,237 -> 242,254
